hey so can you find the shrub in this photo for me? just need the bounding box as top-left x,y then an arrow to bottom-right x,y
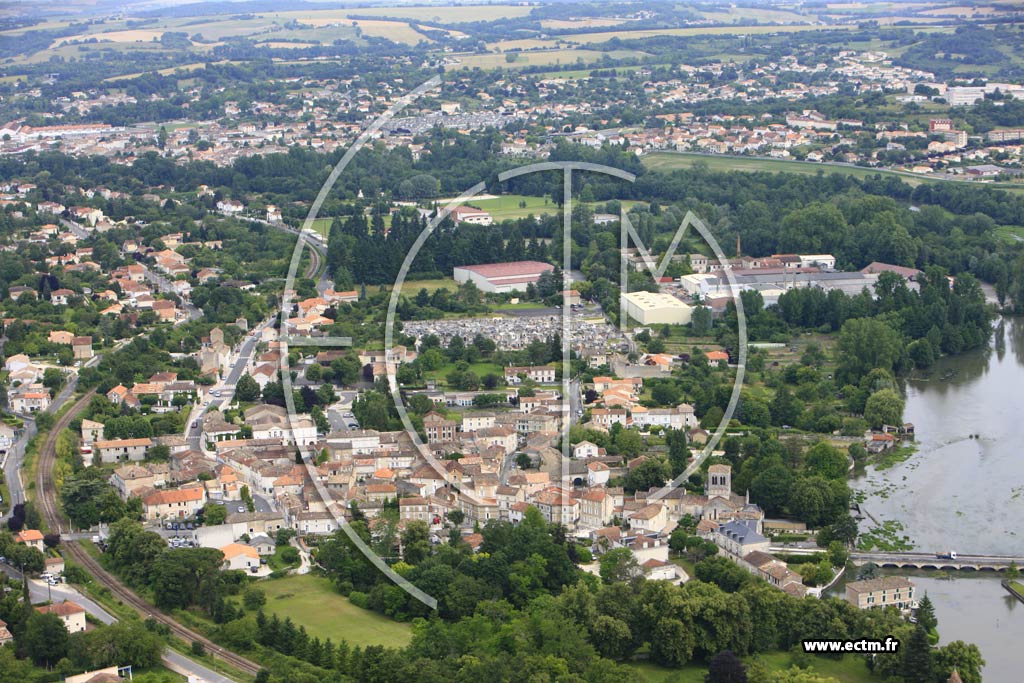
348,590 -> 369,609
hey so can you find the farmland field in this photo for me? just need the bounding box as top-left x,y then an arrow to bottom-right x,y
559,23 -> 858,44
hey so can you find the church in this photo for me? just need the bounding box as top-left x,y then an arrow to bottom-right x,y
639,463 -> 765,534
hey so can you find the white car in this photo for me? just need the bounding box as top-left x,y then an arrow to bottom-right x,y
237,506 -> 245,513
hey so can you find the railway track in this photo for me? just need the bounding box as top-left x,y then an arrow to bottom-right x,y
304,238 -> 322,279
35,389 -> 262,678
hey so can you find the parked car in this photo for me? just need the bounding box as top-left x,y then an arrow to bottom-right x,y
237,506 -> 245,513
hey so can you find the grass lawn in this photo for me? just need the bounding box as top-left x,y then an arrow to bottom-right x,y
642,152 -> 929,185
625,652 -> 875,683
255,574 -> 412,648
393,277 -> 459,294
493,301 -> 548,311
995,225 -> 1024,243
473,194 -> 557,220
423,360 -> 505,386
308,217 -> 333,239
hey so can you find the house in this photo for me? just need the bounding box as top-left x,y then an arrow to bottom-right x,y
72,336 -> 94,360
44,556 -> 65,576
221,543 -> 261,571
399,496 -> 433,523
95,437 -> 152,464
0,619 -> 12,646
461,411 -> 495,432
450,205 -> 493,225
423,411 -> 458,443
49,330 -> 75,345
244,404 -> 318,446
50,288 -> 74,305
106,385 -> 141,409
247,534 -> 276,556
573,440 -> 600,459
710,519 -> 770,559
590,408 -> 628,428
110,464 -> 156,499
705,350 -> 730,367
579,488 -> 615,529
80,419 -> 104,445
141,486 -> 206,520
11,389 -> 50,414
505,365 -> 556,384
845,576 -> 916,611
0,423 -> 15,453
35,601 -> 87,633
217,199 -> 245,215
152,300 -> 177,321
65,667 -> 129,683
629,503 -> 668,534
15,529 -> 44,551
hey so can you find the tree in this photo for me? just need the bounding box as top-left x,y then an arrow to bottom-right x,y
446,510 -> 465,526
235,374 -> 261,402
623,457 -> 670,493
826,541 -> 848,567
614,428 -> 643,457
590,614 -> 633,660
24,611 -> 69,667
400,520 -> 431,565
804,441 -> 847,480
749,465 -> 793,517
692,305 -> 712,336
43,367 -> 64,393
598,547 -> 641,585
305,363 -> 322,382
666,429 -> 689,477
243,586 -> 267,611
916,593 -> 937,634
695,556 -> 750,592
934,641 -> 984,683
770,386 -> 802,427
706,650 -> 747,683
863,388 -> 905,429
835,318 -> 905,385
204,503 -> 227,526
900,623 -> 934,683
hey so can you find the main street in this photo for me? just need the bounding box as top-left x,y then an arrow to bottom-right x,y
184,318 -> 274,449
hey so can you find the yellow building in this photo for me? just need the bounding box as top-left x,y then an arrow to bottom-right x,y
621,291 -> 693,325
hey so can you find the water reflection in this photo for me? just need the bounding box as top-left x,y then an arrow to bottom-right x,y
852,317 -> 1024,681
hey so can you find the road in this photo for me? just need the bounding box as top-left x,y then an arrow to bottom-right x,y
143,269 -> 202,321
184,321 -> 272,449
34,390 -> 262,678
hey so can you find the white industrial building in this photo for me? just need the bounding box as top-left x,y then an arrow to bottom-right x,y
453,260 -> 554,293
620,291 -> 693,325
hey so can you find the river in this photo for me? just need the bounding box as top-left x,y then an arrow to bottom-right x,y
851,317 -> 1024,681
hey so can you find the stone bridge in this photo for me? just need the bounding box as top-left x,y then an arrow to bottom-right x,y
770,547 -> 1024,573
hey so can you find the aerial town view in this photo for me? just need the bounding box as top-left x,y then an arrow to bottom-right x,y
1,0 -> 1023,681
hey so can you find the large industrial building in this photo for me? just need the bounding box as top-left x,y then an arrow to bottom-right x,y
453,260 -> 554,293
620,291 -> 693,325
